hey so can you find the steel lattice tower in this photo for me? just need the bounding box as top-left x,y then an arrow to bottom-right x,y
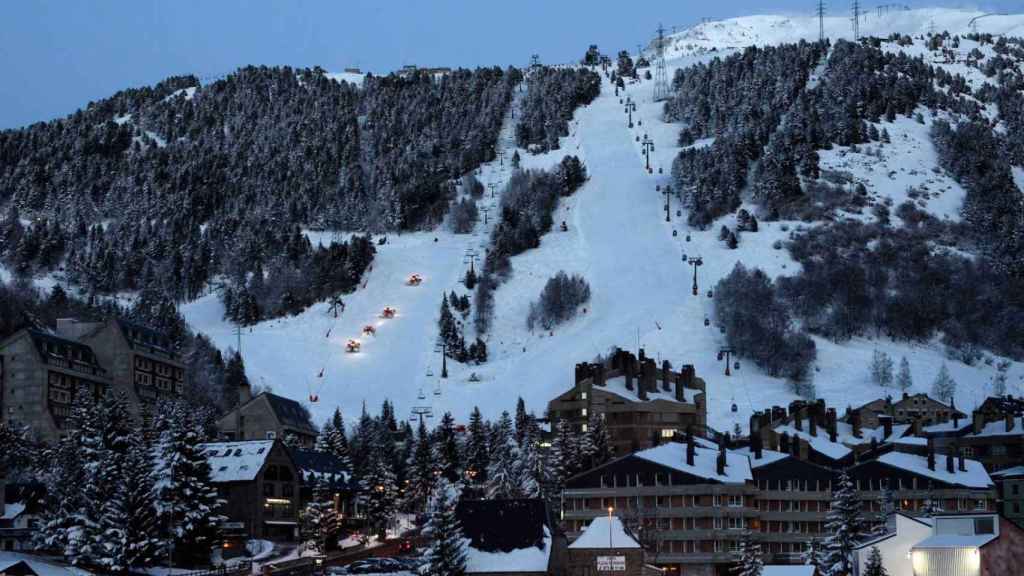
653,23 -> 670,102
817,0 -> 826,42
852,0 -> 861,40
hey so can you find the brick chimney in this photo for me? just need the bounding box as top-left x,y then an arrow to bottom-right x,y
594,363 -> 606,387
752,430 -> 763,460
676,365 -> 695,402
624,355 -> 635,391
946,449 -> 955,474
716,441 -> 727,475
662,360 -> 672,392
958,448 -> 967,472
973,410 -> 985,434
686,436 -> 696,466
927,444 -> 936,471
1006,413 -> 1015,433
644,359 -> 657,394
637,361 -> 649,401
952,410 -> 960,429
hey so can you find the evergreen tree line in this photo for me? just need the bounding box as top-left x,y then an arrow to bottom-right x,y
437,290 -> 487,365
475,158 -> 588,334
516,67 -> 601,152
668,38 -> 985,226
218,231 -> 375,325
527,270 -> 591,331
0,65 -> 519,317
779,217 -> 1024,361
33,388 -> 222,572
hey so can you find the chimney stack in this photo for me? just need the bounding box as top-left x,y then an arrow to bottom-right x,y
239,376 -> 253,406
958,448 -> 967,472
662,360 -> 672,392
973,410 -> 985,435
676,365 -> 694,402
791,436 -> 801,458
795,411 -> 803,432
716,441 -> 727,475
946,449 -> 955,474
624,355 -> 635,391
852,409 -> 863,438
1006,413 -> 1015,433
637,361 -> 649,401
780,432 -> 791,454
809,411 -> 818,437
927,445 -> 936,471
686,436 -> 696,467
594,363 -> 606,387
880,415 -> 893,439
644,359 -> 657,394
752,431 -> 763,460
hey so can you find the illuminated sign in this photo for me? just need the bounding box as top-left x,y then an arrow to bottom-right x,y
596,556 -> 626,571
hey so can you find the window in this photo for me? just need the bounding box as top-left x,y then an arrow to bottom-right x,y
713,495 -> 722,507
728,540 -> 741,553
581,424 -> 589,432
963,447 -> 975,457
282,483 -> 294,497
713,541 -> 723,553
267,431 -> 277,439
728,495 -> 743,508
728,517 -> 744,530
713,517 -> 723,530
975,500 -> 988,511
974,517 -> 995,534
581,392 -> 587,400
581,408 -> 588,417
661,429 -> 675,439
263,482 -> 275,497
992,445 -> 1007,457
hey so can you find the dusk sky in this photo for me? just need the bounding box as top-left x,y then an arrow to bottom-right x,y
1,1 -> 1016,129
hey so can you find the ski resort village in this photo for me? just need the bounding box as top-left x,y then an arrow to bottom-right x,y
4,3 -> 1024,576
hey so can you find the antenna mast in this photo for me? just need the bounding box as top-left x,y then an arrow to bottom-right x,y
653,23 -> 670,102
851,0 -> 861,40
817,0 -> 826,42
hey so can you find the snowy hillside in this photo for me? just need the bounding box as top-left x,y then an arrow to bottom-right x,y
182,7 -> 1024,431
662,8 -> 1024,59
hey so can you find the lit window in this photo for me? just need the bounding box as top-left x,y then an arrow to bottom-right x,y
581,408 -> 588,417
581,392 -> 588,400
581,424 -> 589,432
661,429 -> 675,438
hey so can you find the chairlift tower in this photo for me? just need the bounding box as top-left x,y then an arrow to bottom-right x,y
851,0 -> 861,41
817,0 -> 826,42
653,23 -> 670,102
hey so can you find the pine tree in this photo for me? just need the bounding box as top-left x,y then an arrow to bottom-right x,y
585,413 -> 613,469
733,532 -> 764,576
485,412 -> 524,499
102,433 -> 160,573
434,412 -> 462,483
363,436 -> 398,539
424,478 -> 467,576
870,350 -> 894,387
931,363 -> 957,401
406,420 -> 436,513
518,421 -> 544,499
549,419 -> 579,493
153,401 -> 223,567
863,546 -> 889,576
801,538 -> 823,572
328,408 -> 352,471
465,407 -> 490,485
300,478 -> 340,554
896,356 -> 913,391
514,397 -> 529,446
822,471 -> 864,576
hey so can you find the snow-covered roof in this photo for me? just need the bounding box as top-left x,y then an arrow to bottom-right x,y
774,425 -> 852,460
464,526 -> 551,573
876,452 -> 992,489
923,419 -> 972,434
966,420 -> 1024,438
569,516 -> 641,550
731,446 -> 790,469
598,376 -> 699,405
912,534 -> 997,549
0,503 -> 26,520
762,566 -> 816,576
991,465 -> 1024,478
0,552 -> 91,575
634,442 -> 752,483
200,440 -> 276,483
894,436 -> 928,446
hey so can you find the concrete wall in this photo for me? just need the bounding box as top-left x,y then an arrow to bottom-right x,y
568,547 -> 644,576
854,515 -> 931,576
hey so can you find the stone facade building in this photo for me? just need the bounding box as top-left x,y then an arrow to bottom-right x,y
217,389 -> 318,448
548,349 -> 707,455
0,329 -> 110,442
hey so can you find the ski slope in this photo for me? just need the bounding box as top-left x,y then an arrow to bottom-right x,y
183,8 -> 1024,430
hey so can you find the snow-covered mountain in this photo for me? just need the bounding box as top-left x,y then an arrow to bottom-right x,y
173,7 -> 1024,432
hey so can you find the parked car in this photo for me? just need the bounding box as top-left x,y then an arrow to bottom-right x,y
336,558 -> 405,574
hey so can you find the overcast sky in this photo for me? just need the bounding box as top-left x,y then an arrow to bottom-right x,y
0,0 -> 1014,129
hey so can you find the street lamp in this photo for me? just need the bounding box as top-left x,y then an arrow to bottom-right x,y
607,507 -> 614,548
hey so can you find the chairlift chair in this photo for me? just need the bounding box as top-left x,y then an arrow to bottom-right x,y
704,317 -> 710,327
310,394 -> 319,403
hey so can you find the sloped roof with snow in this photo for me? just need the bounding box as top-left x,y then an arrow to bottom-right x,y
731,446 -> 790,469
912,534 -> 997,549
569,516 -> 640,549
991,465 -> 1024,478
923,420 -> 972,434
762,566 -> 816,576
597,376 -> 699,405
634,442 -> 752,483
966,419 -> 1024,438
774,425 -> 852,460
464,526 -> 551,574
200,440 -> 275,483
875,452 -> 992,489
458,499 -> 552,574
